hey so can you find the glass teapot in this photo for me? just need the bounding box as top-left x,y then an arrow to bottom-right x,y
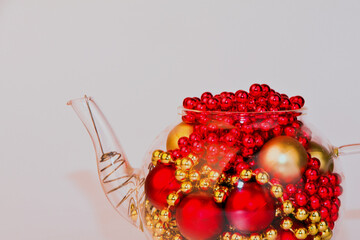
68,94 -> 359,240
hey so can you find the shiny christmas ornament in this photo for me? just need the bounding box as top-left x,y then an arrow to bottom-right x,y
167,122 -> 194,151
256,171 -> 270,185
214,187 -> 228,203
266,228 -> 277,240
295,207 -> 309,221
189,170 -> 200,182
159,209 -> 171,222
308,141 -> 334,173
294,228 -> 308,240
270,184 -> 284,198
152,150 -> 163,166
225,182 -> 276,233
145,164 -> 181,209
167,192 -> 180,206
176,192 -> 225,240
280,218 -> 293,230
282,200 -> 295,215
181,157 -> 194,171
309,211 -> 321,223
249,233 -> 262,240
240,169 -> 253,181
175,169 -> 187,182
180,181 -> 193,194
258,136 -> 308,184
308,223 -> 318,235
160,152 -> 173,164
199,178 -> 211,191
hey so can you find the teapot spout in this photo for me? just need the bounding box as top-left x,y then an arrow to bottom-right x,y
68,96 -> 144,231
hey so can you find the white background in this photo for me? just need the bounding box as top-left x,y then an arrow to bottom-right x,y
1,0 -> 360,239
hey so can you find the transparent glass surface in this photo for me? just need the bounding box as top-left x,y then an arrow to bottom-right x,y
68,96 -> 358,240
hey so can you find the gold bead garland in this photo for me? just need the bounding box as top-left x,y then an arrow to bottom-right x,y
148,150 -> 334,240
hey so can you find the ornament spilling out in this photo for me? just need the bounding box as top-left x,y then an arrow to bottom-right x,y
69,83 -> 358,240
258,136 -> 308,184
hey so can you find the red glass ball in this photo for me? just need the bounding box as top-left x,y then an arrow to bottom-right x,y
176,192 -> 225,240
144,164 -> 180,209
225,182 -> 276,233
235,90 -> 249,103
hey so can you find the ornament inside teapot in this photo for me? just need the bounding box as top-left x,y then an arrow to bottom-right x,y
68,84 -> 360,240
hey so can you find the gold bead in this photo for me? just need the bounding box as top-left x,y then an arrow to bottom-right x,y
181,157 -> 193,171
154,222 -> 166,235
313,235 -> 321,240
280,217 -> 293,230
130,204 -> 138,222
169,219 -> 178,230
295,207 -> 309,221
187,153 -> 199,165
175,158 -> 182,169
321,228 -> 333,240
200,164 -> 212,175
282,200 -> 295,215
199,178 -> 211,190
230,175 -> 240,185
146,220 -> 154,231
231,233 -> 243,240
275,208 -> 282,217
152,212 -> 160,223
181,181 -> 193,194
317,220 -> 328,232
266,228 -> 277,240
175,169 -> 187,182
167,192 -> 179,206
152,150 -> 163,165
222,232 -> 231,240
240,169 -> 253,181
152,233 -> 163,240
214,188 -> 228,203
173,234 -> 183,240
189,170 -> 200,182
249,233 -> 262,240
309,211 -> 321,223
295,228 -> 308,240
308,223 -> 318,235
161,152 -> 173,164
271,184 -> 284,198
256,171 -> 270,185
209,170 -> 220,182
159,209 -> 171,222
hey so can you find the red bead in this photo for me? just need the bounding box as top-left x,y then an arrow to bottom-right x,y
191,141 -> 205,154
171,149 -> 181,159
328,173 -> 342,186
331,213 -> 338,222
242,135 -> 255,148
176,192 -> 225,240
247,98 -> 257,111
261,84 -> 270,96
235,90 -> 249,103
207,145 -> 219,156
182,113 -> 196,124
268,94 -> 281,107
305,168 -> 319,181
308,158 -> 320,170
318,186 -> 330,199
180,146 -> 191,156
278,116 -> 289,126
260,119 -> 274,131
241,147 -> 254,157
291,103 -> 301,110
225,182 -> 275,233
249,84 -> 263,97
304,182 -> 318,195
237,103 -> 248,112
330,203 -> 339,215
145,164 -> 181,209
201,92 -> 213,100
183,97 -> 197,109
334,197 -> 341,207
254,134 -> 264,147
323,199 -> 332,209
206,133 -> 219,144
320,207 -> 330,219
295,192 -> 309,206
195,102 -> 208,111
284,126 -> 296,137
235,162 -> 250,174
206,97 -> 219,110
334,185 -> 343,197
290,96 -> 305,107
178,137 -> 189,147
309,195 -> 321,209
221,97 -> 233,111
257,97 -> 268,106
318,176 -> 330,186
189,133 -> 201,143
280,98 -> 291,110
224,133 -> 237,147
286,184 -> 297,196
272,126 -> 283,136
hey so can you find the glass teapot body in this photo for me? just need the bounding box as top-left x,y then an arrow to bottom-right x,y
69,96 -> 349,240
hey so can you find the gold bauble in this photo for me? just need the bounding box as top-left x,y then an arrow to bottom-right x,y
282,200 -> 295,215
308,141 -> 334,173
166,122 -> 193,151
240,169 -> 253,181
199,178 -> 211,190
181,157 -> 193,171
295,228 -> 308,240
308,223 -> 318,235
159,209 -> 171,222
281,217 -> 293,230
180,181 -> 193,194
295,207 -> 309,221
266,228 -> 277,240
222,232 -> 232,240
270,184 -> 284,198
258,136 -> 308,184
154,222 -> 166,235
309,211 -> 321,223
256,171 -> 270,185
189,170 -> 200,182
167,192 -> 179,206
317,220 -> 328,232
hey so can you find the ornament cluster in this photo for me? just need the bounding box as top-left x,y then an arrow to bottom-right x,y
144,84 -> 342,240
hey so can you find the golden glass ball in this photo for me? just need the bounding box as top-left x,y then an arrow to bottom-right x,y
295,207 -> 309,221
180,181 -> 193,194
152,150 -> 163,166
295,228 -> 308,240
309,211 -> 321,223
308,223 -> 318,235
258,136 -> 308,184
318,220 -> 328,232
199,178 -> 211,190
281,217 -> 293,230
189,170 -> 200,182
166,122 -> 193,151
256,171 -> 270,185
166,192 -> 179,206
282,200 -> 295,215
266,228 -> 277,240
271,184 -> 284,198
313,235 -> 321,240
321,228 -> 333,240
209,170 -> 220,182
175,169 -> 187,182
159,209 -> 171,222
240,169 -> 253,181
160,152 -> 173,164
231,233 -> 243,240
308,141 -> 334,173
181,158 -> 193,171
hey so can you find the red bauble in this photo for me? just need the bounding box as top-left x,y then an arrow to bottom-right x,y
176,192 -> 225,240
225,182 -> 276,233
144,163 -> 180,209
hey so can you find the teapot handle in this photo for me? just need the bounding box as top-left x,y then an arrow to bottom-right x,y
334,143 -> 360,156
